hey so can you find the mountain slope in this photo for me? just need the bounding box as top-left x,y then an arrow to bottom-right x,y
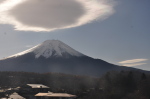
134,65 -> 150,71
0,40 -> 146,77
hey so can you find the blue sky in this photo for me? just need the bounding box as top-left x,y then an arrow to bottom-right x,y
0,0 -> 150,70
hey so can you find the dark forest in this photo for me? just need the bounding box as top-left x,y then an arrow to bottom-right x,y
0,71 -> 150,99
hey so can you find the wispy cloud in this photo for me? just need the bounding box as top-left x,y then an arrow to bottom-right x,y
122,63 -> 147,67
119,59 -> 148,64
0,0 -> 116,32
119,58 -> 148,67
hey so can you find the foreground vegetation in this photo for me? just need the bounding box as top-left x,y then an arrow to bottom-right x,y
0,70 -> 150,99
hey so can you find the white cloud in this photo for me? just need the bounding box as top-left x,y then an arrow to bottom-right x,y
119,58 -> 148,67
119,59 -> 148,64
122,63 -> 147,67
0,0 -> 116,32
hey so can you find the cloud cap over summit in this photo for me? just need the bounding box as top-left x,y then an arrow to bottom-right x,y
0,0 -> 115,31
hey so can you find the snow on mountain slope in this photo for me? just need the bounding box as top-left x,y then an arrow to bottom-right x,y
8,40 -> 85,58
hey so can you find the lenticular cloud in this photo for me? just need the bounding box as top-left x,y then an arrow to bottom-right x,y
0,0 -> 115,32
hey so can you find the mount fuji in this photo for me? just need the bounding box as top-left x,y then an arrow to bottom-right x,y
0,40 -> 145,76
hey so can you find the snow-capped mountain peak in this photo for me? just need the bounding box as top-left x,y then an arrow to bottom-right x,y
33,40 -> 84,58
8,40 -> 85,58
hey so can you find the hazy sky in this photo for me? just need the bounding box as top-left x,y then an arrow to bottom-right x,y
0,0 -> 150,70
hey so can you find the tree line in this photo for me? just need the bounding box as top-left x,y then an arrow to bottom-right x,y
0,70 -> 149,99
